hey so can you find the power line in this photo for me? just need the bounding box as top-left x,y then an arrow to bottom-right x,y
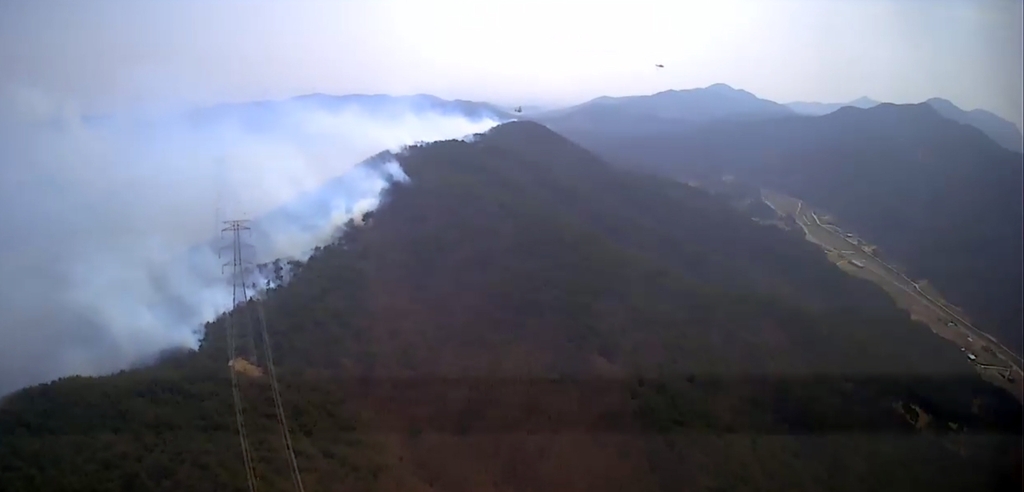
223,218 -> 305,492
254,290 -> 306,492
223,220 -> 259,365
223,220 -> 260,492
227,311 -> 259,492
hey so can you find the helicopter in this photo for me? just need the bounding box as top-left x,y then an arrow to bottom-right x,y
655,64 -> 664,69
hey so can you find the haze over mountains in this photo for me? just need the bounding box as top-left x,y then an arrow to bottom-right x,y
923,97 -> 1024,153
2,84 -> 1022,491
3,0 -> 1021,489
784,95 -> 1023,153
191,93 -> 514,130
536,84 -> 1023,153
534,83 -> 795,137
543,84 -> 1023,358
3,119 -> 1021,492
785,96 -> 881,116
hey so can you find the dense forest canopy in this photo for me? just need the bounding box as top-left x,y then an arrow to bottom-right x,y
1,121 -> 1020,492
549,100 -> 1024,358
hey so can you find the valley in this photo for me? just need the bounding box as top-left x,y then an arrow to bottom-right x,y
761,189 -> 1023,401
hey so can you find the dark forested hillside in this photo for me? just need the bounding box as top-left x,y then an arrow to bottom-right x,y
1,121 -> 1020,492
564,103 -> 1024,358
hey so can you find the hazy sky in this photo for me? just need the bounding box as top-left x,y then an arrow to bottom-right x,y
1,0 -> 1021,128
0,0 -> 1020,394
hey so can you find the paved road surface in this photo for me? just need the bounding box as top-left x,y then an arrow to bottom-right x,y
762,190 -> 1023,381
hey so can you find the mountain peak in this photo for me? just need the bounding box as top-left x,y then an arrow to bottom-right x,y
849,96 -> 879,107
924,97 -> 958,110
705,83 -> 737,91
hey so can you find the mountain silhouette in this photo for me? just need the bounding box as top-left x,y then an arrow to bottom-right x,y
535,83 -> 795,136
787,96 -> 1022,152
786,97 -> 881,115
924,97 -> 1023,153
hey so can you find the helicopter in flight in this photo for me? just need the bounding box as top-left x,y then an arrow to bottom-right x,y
655,64 -> 664,69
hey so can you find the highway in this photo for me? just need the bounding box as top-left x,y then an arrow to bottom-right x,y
761,189 -> 1023,389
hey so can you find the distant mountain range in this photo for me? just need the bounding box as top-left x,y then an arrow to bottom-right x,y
785,97 -> 881,116
532,83 -> 795,136
923,97 -> 1023,153
787,96 -> 1022,152
563,83 -> 794,120
185,89 -> 1021,153
538,85 -> 1021,153
558,95 -> 1024,357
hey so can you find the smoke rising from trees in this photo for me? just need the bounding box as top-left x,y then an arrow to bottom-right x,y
0,87 -> 503,394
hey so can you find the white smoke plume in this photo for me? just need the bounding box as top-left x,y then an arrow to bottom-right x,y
0,87 -> 505,394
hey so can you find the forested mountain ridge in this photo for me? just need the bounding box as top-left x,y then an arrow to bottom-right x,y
1,121 -> 1020,492
562,102 -> 1024,358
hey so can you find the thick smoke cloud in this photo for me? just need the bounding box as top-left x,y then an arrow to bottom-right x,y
0,88 -> 504,394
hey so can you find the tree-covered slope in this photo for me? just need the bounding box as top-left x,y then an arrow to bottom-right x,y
1,121 -> 1020,492
561,103 -> 1024,357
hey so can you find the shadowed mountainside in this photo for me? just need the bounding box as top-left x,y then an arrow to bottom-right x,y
561,103 -> 1024,358
1,121 -> 1020,492
786,96 -> 1022,152
924,97 -> 1023,153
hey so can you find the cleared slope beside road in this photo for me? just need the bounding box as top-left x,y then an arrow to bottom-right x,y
762,189 -> 1023,393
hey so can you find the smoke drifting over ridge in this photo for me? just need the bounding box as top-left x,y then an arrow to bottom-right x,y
0,88 -> 505,394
